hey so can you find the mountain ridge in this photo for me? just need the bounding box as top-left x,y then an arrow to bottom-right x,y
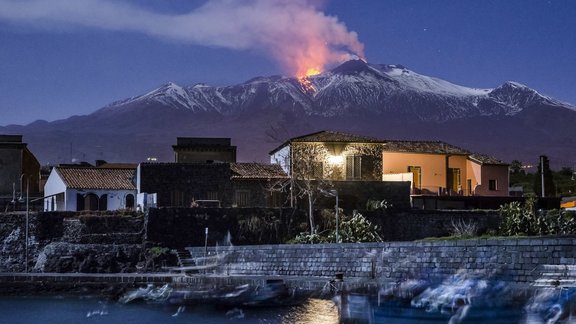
1,60 -> 575,167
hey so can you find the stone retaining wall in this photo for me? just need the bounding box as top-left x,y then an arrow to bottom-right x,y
189,237 -> 576,284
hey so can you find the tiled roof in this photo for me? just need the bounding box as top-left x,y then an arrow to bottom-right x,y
269,130 -> 508,164
56,167 -> 136,190
383,140 -> 470,155
97,163 -> 138,169
291,130 -> 383,143
269,130 -> 382,155
468,153 -> 509,166
231,163 -> 289,179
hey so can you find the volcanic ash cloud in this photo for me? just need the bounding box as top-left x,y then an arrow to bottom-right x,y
0,0 -> 365,76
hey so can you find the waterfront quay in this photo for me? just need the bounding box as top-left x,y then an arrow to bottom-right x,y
0,272 -> 358,297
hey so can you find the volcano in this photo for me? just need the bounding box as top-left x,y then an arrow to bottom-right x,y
2,60 -> 575,167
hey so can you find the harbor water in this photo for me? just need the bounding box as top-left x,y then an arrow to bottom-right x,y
0,296 -> 339,324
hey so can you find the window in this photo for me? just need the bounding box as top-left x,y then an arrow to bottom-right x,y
346,155 -> 362,180
311,161 -> 323,179
488,179 -> 497,191
408,166 -> 422,190
235,190 -> 251,207
448,168 -> 461,193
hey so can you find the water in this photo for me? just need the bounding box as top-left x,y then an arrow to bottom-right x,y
0,296 -> 338,324
3,267 -> 576,323
2,286 -> 576,323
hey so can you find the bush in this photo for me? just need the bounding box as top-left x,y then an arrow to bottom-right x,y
289,210 -> 382,243
450,219 -> 478,238
499,196 -> 576,236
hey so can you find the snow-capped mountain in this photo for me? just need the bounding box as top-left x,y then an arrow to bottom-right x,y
97,59 -> 573,122
2,60 -> 575,167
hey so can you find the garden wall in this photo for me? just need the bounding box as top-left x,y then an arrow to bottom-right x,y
189,237 -> 576,284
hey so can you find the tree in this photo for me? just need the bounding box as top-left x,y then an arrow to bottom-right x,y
510,160 -> 525,175
290,142 -> 384,235
291,142 -> 334,234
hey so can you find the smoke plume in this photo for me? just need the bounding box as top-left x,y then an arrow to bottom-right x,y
0,0 -> 365,76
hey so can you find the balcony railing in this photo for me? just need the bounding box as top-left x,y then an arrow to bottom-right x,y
411,186 -> 474,197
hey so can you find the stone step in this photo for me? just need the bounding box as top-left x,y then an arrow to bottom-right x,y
532,264 -> 576,287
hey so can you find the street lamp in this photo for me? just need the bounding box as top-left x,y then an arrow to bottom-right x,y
333,190 -> 339,243
18,174 -> 29,273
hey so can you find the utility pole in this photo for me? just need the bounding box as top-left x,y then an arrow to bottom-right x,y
25,176 -> 29,273
541,155 -> 545,198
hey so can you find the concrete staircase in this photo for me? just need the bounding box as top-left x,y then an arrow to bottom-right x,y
171,249 -> 196,271
533,265 -> 576,288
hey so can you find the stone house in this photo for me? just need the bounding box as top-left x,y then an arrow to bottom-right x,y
231,162 -> 289,207
0,135 -> 41,202
43,166 -> 137,211
172,137 -> 236,163
270,130 -> 509,197
137,162 -> 233,207
136,162 -> 289,208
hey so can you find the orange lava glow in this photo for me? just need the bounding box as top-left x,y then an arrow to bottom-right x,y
304,67 -> 321,77
290,38 -> 365,92
298,76 -> 316,93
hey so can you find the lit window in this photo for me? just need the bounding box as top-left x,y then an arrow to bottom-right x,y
312,161 -> 323,179
346,155 -> 362,180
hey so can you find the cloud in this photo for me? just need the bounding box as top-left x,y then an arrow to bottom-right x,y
0,0 -> 364,76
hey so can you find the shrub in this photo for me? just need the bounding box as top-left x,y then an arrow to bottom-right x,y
366,199 -> 392,211
289,210 -> 382,243
499,196 -> 576,236
450,219 -> 478,238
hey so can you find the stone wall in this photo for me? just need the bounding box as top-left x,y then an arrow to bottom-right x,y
365,209 -> 501,241
189,237 -> 576,284
0,211 -> 143,273
147,207 -> 307,249
329,181 -> 411,211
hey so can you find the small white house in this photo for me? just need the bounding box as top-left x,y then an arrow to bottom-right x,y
44,166 -> 137,211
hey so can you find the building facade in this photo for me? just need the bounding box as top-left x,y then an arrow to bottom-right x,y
270,130 -> 510,197
172,137 -> 237,163
44,166 -> 137,211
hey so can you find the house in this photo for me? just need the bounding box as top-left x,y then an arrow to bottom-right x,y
270,130 -> 509,197
136,136 -> 289,208
136,161 -> 289,208
382,141 -> 509,196
231,162 -> 289,207
43,166 -> 137,211
137,162 -> 234,207
269,131 -> 384,182
0,135 -> 41,205
172,137 -> 237,163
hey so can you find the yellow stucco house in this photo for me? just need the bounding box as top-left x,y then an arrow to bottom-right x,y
270,130 -> 509,197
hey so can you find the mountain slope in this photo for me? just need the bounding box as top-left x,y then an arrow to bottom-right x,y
1,60 -> 575,167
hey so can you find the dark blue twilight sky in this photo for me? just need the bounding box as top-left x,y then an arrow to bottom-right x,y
0,0 -> 574,126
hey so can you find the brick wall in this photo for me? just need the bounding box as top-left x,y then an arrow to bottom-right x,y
189,237 -> 576,284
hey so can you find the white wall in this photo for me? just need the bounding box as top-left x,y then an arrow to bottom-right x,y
270,145 -> 291,174
43,168 -> 66,211
43,168 -> 136,211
